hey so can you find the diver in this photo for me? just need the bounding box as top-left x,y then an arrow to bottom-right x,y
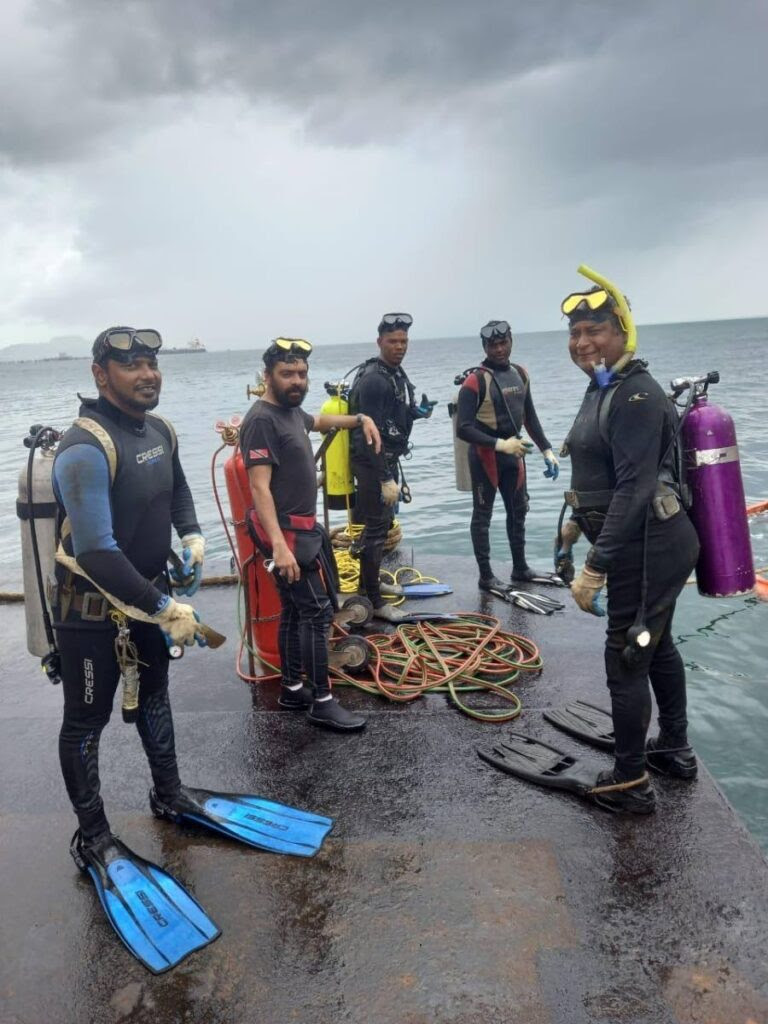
240,337 -> 381,732
51,327 -> 333,973
455,320 -> 560,595
347,312 -> 436,622
479,280 -> 700,815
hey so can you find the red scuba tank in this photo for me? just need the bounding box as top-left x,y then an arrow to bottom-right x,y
682,392 -> 755,598
223,449 -> 281,668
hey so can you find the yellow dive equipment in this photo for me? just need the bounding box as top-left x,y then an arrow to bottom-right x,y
576,264 -> 637,387
320,382 -> 355,509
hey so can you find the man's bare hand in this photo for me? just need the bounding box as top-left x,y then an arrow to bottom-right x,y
273,540 -> 301,583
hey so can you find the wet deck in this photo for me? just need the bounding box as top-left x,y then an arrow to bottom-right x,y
1,554 -> 767,1024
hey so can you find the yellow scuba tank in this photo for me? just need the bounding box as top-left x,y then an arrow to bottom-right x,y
321,381 -> 355,509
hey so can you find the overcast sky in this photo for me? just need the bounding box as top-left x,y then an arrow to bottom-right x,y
1,0 -> 766,348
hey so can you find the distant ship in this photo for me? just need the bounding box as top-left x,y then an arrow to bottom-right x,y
165,338 -> 207,355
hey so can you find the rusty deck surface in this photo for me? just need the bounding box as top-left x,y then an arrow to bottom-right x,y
1,555 -> 767,1024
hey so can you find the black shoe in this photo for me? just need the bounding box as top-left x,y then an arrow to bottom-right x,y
646,737 -> 698,779
70,828 -> 115,872
590,770 -> 657,815
278,683 -> 315,709
510,567 -> 537,583
479,576 -> 510,593
307,697 -> 366,732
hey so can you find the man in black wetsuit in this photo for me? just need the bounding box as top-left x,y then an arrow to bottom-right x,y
456,320 -> 560,591
241,338 -> 381,732
52,326 -> 209,857
348,312 -> 435,622
556,286 -> 700,813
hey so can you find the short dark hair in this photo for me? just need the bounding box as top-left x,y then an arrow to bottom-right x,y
262,345 -> 308,371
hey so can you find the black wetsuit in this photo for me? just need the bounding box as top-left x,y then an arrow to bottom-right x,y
52,396 -> 200,840
348,359 -> 423,606
239,401 -> 334,696
565,361 -> 700,780
456,360 -> 550,578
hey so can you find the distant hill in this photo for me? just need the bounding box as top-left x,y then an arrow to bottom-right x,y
0,336 -> 91,362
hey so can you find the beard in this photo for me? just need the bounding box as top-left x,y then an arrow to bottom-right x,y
274,382 -> 307,408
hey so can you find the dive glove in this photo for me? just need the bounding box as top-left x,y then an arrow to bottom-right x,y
380,479 -> 400,506
570,565 -> 606,616
495,436 -> 533,458
155,597 -> 207,646
170,533 -> 205,596
415,393 -> 438,418
542,448 -> 560,481
554,518 -> 582,582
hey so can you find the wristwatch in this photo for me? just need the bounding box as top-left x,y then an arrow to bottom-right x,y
356,413 -> 364,426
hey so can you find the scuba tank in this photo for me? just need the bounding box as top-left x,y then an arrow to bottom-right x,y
672,371 -> 755,598
448,392 -> 472,492
320,382 -> 355,509
16,425 -> 63,682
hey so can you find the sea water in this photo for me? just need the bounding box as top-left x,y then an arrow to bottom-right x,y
1,318 -> 767,848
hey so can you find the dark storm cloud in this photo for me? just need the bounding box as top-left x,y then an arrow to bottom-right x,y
6,0 -> 766,170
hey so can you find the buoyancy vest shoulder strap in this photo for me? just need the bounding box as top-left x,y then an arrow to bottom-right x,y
146,412 -> 178,454
73,417 -> 118,484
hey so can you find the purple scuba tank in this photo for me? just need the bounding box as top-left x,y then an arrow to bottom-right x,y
681,385 -> 755,598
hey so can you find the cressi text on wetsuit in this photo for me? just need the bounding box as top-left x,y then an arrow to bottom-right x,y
348,359 -> 421,606
564,361 -> 700,780
52,395 -> 200,839
456,360 -> 550,578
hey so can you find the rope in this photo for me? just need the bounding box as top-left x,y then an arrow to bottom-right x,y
330,613 -> 541,723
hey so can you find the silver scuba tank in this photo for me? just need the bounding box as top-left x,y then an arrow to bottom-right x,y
17,428 -> 61,657
448,393 -> 472,492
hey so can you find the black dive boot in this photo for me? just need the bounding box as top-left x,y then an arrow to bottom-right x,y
278,682 -> 315,709
589,771 -> 657,815
479,575 -> 511,593
646,737 -> 698,779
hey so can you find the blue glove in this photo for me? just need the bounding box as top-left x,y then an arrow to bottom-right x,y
542,448 -> 560,481
416,393 -> 438,419
169,546 -> 203,597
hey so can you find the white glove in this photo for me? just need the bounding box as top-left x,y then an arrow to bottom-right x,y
495,437 -> 534,457
181,533 -> 205,566
155,598 -> 206,646
380,479 -> 400,506
542,448 -> 560,480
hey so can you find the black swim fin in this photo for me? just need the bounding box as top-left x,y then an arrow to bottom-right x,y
71,829 -> 220,974
477,733 -> 655,814
543,701 -> 615,751
511,570 -> 570,588
150,786 -> 333,857
507,590 -> 565,614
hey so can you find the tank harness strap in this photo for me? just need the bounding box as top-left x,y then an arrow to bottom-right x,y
57,418 -> 119,621
146,413 -> 178,455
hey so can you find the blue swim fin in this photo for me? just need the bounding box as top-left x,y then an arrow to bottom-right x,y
400,583 -> 454,598
71,829 -> 220,974
150,786 -> 333,857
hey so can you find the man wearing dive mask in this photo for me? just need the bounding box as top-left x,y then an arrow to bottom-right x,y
557,286 -> 700,812
50,326 -> 211,858
456,320 -> 559,591
348,313 -> 436,622
240,338 -> 381,731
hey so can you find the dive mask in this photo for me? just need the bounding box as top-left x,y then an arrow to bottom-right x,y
271,337 -> 313,356
480,320 -> 512,342
94,328 -> 162,364
560,290 -> 630,333
378,313 -> 413,332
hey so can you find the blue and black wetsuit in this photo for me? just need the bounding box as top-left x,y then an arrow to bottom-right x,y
564,361 -> 700,780
456,360 -> 550,579
52,395 -> 200,840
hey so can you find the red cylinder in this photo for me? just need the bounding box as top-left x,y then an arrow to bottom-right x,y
223,449 -> 281,667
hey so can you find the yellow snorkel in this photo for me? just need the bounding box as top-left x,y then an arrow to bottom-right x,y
576,264 -> 637,387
